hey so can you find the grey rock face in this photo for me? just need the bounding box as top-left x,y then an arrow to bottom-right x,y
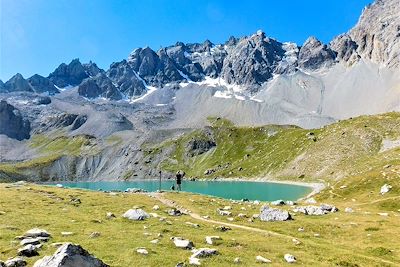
185,138 -> 216,157
78,73 -> 122,100
0,100 -> 31,140
221,31 -> 285,92
298,37 -> 336,70
71,115 -> 87,130
0,79 -> 5,91
330,34 -> 359,64
259,205 -> 292,221
33,243 -> 109,267
32,96 -> 52,105
107,60 -> 147,97
83,61 -> 104,77
48,59 -> 89,87
4,73 -> 34,92
349,0 -> 400,68
27,74 -> 59,94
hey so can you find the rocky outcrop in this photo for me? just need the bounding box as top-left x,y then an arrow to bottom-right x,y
298,37 -> 336,70
0,80 -> 5,91
83,61 -> 104,77
185,138 -> 216,157
48,59 -> 89,88
33,243 -> 109,267
78,73 -> 122,100
330,34 -> 359,64
0,100 -> 31,140
27,74 -> 59,94
107,60 -> 147,97
221,31 -> 285,92
3,73 -> 34,93
349,0 -> 400,68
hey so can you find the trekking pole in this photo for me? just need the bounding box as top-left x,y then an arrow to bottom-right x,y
159,171 -> 162,192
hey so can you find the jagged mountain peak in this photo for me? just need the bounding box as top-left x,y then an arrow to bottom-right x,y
4,73 -> 34,93
48,58 -> 89,88
348,0 -> 400,68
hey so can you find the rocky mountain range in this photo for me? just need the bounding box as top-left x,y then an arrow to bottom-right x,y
1,0 -> 398,101
0,0 -> 399,181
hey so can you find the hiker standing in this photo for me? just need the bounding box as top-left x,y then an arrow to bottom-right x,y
176,170 -> 185,191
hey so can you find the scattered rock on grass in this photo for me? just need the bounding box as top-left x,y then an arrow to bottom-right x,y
205,236 -> 221,245
61,232 -> 74,236
380,184 -> 392,195
20,237 -> 48,246
89,232 -> 101,238
292,238 -> 301,245
218,210 -> 232,216
122,209 -> 150,221
215,226 -> 231,232
234,257 -> 241,264
171,237 -> 194,249
106,212 -> 115,219
24,229 -> 51,239
345,207 -> 354,213
189,257 -> 201,266
18,244 -> 40,257
256,255 -> 271,263
33,243 -> 109,267
4,257 -> 27,267
136,248 -> 148,255
284,254 -> 296,263
186,222 -> 200,228
191,248 -> 218,258
271,200 -> 285,206
304,198 -> 317,204
259,205 -> 292,221
168,208 -> 182,216
293,204 -> 338,216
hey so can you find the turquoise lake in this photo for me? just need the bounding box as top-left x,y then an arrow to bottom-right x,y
58,180 -> 311,201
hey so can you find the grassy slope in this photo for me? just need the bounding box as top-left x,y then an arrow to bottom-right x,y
0,135 -> 96,177
153,113 -> 400,181
1,184 -> 399,266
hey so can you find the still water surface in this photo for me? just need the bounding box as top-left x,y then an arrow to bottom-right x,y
59,180 -> 311,201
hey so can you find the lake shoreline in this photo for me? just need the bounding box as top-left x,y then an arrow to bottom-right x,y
209,177 -> 325,200
43,177 -> 323,201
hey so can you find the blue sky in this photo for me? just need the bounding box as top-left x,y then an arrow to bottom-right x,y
1,0 -> 372,81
